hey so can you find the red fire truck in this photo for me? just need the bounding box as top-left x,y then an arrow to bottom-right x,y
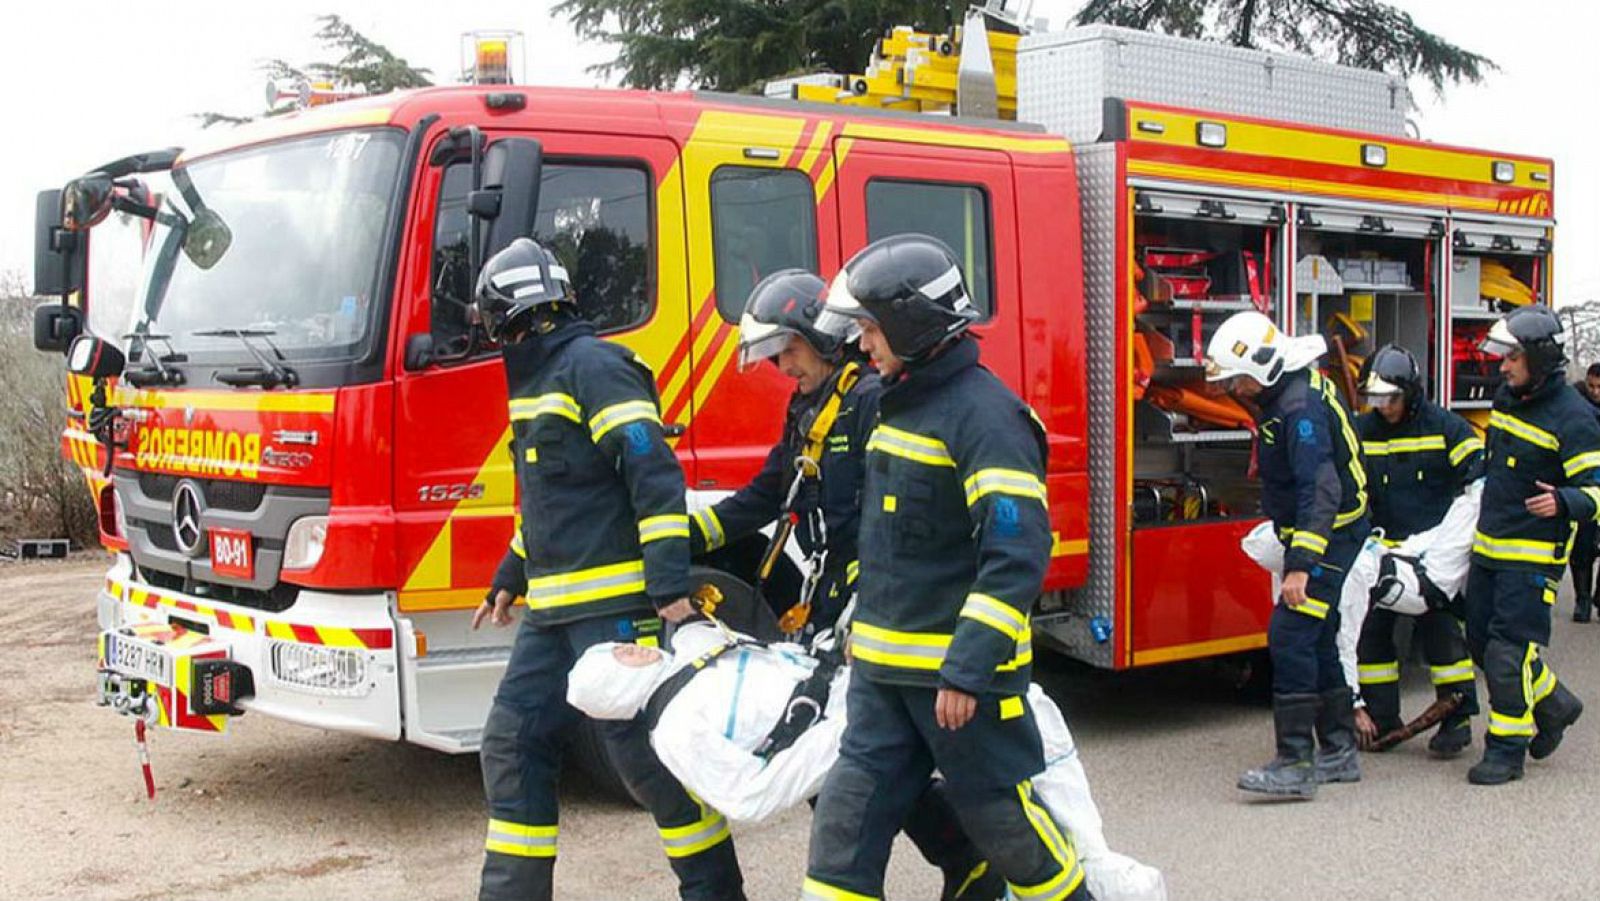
32,17 -> 1554,751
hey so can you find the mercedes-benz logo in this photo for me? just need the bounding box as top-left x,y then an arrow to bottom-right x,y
171,480 -> 206,557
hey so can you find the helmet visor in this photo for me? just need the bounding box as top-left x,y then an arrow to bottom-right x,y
736,314 -> 796,371
814,271 -> 867,342
1479,319 -> 1520,359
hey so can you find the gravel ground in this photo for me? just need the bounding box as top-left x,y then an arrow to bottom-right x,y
6,555 -> 1600,900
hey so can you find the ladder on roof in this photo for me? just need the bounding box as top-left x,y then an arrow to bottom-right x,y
764,2 -> 1029,120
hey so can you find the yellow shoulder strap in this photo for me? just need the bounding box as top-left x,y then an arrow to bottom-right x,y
800,362 -> 861,467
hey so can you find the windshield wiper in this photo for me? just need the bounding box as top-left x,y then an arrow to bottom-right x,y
121,332 -> 186,387
194,328 -> 299,388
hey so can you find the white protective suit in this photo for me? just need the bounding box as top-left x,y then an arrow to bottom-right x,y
567,623 -> 1166,901
1239,480 -> 1481,689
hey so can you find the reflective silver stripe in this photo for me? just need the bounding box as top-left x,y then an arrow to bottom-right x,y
963,468 -> 1048,507
1489,411 -> 1559,451
960,593 -> 1028,641
866,425 -> 955,467
526,560 -> 646,608
639,514 -> 691,545
508,393 -> 581,423
485,819 -> 557,858
1450,438 -> 1484,466
692,508 -> 725,550
491,265 -> 545,289
919,265 -> 963,299
1565,450 -> 1600,478
1473,530 -> 1568,565
851,622 -> 1032,672
589,400 -> 661,443
1488,711 -> 1534,737
510,529 -> 526,558
659,810 -> 731,858
1359,662 -> 1400,685
1430,661 -> 1475,685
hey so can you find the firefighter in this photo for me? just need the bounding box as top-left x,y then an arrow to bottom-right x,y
1351,344 -> 1483,758
1566,362 -> 1600,622
800,234 -> 1087,901
689,268 -> 879,636
1463,305 -> 1596,785
470,239 -> 745,901
1204,312 -> 1367,799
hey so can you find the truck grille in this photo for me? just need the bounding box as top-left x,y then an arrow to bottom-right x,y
137,474 -> 267,512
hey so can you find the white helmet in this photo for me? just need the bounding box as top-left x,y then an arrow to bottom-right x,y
1205,311 -> 1288,386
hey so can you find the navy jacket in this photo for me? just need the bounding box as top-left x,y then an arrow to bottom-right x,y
490,320 -> 692,625
1255,368 -> 1369,574
1474,376 -> 1600,577
850,337 -> 1052,697
1357,400 -> 1484,542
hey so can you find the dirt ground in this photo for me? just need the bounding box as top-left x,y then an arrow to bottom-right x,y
9,555 -> 1600,900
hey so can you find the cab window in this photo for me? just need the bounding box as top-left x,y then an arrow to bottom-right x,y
708,166 -> 818,322
865,179 -> 993,316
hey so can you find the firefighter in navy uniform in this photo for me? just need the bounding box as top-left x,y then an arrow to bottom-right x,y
1352,345 -> 1483,758
1565,362 -> 1600,622
689,269 -> 879,636
800,235 -> 1088,901
1464,305 -> 1596,785
1205,312 -> 1368,799
705,270 -> 1006,901
470,239 -> 745,901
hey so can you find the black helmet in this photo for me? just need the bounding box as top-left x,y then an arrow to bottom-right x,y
1481,304 -> 1567,381
736,269 -> 843,371
816,234 -> 979,362
474,238 -> 575,342
1359,344 -> 1424,415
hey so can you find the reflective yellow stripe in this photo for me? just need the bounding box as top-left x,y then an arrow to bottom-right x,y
1583,487 -> 1600,518
1450,437 -> 1485,467
845,560 -> 860,584
866,425 -> 955,468
850,621 -> 1032,672
1359,661 -> 1401,685
1489,410 -> 1559,451
800,878 -> 879,901
485,819 -> 558,858
1564,451 -> 1600,478
1293,598 -> 1330,620
639,514 -> 691,545
1290,531 -> 1328,554
1489,710 -> 1535,737
692,508 -> 725,550
1313,370 -> 1369,528
508,393 -> 581,423
959,593 -> 1029,642
1430,659 -> 1476,686
1530,660 -> 1558,705
526,560 -> 646,609
589,400 -> 661,443
659,804 -> 731,859
1365,435 -> 1448,456
963,467 -> 1048,507
1473,530 -> 1569,565
510,529 -> 526,559
1012,781 -> 1084,901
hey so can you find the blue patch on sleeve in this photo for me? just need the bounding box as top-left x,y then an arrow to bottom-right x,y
992,496 -> 1022,538
624,421 -> 652,457
1297,419 -> 1316,440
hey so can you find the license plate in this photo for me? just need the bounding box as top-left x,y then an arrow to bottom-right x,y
104,633 -> 174,686
209,527 -> 255,580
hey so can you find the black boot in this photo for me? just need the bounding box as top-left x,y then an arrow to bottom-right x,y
1314,688 -> 1361,783
1468,734 -> 1526,785
1530,683 -> 1584,760
1427,685 -> 1477,759
1238,693 -> 1319,799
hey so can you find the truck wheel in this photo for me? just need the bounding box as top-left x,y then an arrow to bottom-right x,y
567,718 -> 635,802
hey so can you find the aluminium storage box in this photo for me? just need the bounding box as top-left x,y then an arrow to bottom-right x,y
1018,25 -> 1413,144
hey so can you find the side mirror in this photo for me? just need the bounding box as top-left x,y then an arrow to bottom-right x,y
33,304 -> 84,353
66,335 -> 126,379
34,189 -> 87,297
184,207 -> 233,270
64,172 -> 116,231
477,138 -> 544,264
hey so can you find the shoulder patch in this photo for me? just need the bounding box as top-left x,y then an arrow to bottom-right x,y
1297,419 -> 1316,440
623,421 -> 652,457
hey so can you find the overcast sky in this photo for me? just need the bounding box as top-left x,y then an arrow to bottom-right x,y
3,0 -> 1594,300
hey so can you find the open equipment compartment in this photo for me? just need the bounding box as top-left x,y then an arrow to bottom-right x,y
1131,188 -> 1284,527
1446,217 -> 1553,410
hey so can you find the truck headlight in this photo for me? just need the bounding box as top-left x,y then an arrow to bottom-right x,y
283,516 -> 328,570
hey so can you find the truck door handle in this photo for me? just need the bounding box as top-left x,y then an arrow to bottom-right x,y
664,423 -> 687,437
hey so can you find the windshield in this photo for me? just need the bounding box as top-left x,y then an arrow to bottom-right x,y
131,128 -> 404,360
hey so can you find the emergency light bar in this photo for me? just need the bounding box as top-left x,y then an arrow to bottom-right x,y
463,30 -> 524,85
